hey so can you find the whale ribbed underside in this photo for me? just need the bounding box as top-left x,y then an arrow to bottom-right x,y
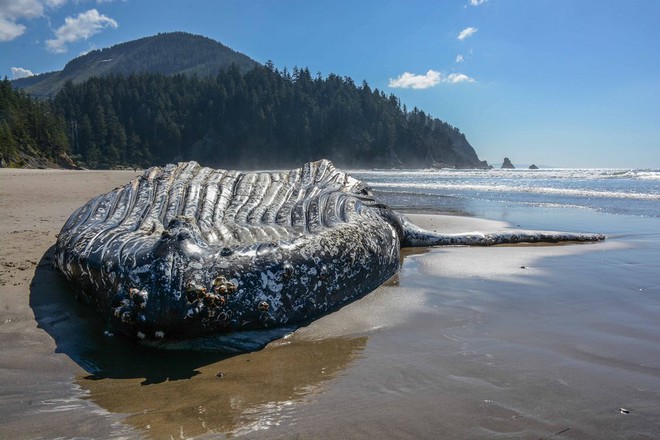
53,160 -> 403,341
58,159 -> 375,257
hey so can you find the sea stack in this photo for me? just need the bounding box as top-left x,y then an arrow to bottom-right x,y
501,157 -> 515,169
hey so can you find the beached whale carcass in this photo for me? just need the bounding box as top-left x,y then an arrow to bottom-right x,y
54,160 -> 605,342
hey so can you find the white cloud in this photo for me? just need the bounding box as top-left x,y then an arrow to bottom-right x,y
46,8 -> 117,53
389,70 -> 475,89
0,0 -> 43,41
455,54 -> 464,63
0,0 -> 44,18
11,66 -> 34,78
457,27 -> 478,41
0,0 -> 67,42
0,17 -> 26,41
446,73 -> 475,83
469,0 -> 487,6
389,70 -> 442,89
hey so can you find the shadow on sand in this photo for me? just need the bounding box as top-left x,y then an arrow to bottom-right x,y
29,245 -> 236,384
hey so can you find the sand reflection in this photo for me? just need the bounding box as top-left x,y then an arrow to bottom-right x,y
77,336 -> 366,438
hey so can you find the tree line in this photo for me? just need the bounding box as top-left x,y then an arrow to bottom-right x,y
2,64 -> 482,169
0,77 -> 69,167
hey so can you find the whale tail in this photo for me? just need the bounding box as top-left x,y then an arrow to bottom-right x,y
397,215 -> 606,247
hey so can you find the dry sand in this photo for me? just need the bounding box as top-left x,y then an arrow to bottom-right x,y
0,168 -> 142,438
1,169 -> 659,439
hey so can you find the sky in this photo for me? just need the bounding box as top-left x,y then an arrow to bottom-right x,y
1,0 -> 659,168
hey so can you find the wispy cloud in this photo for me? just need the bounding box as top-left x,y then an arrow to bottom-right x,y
388,70 -> 475,89
0,0 -> 46,41
457,27 -> 478,41
468,0 -> 487,6
0,0 -> 70,42
0,18 -> 27,42
11,66 -> 34,78
46,8 -> 117,53
455,54 -> 464,63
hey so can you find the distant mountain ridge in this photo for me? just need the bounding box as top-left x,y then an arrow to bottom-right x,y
12,32 -> 258,98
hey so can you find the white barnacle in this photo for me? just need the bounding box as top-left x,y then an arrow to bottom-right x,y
154,331 -> 165,339
138,289 -> 149,307
137,331 -> 146,339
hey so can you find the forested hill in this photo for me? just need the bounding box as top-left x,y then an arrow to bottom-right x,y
0,78 -> 73,168
4,32 -> 489,170
52,64 -> 488,169
11,32 -> 258,99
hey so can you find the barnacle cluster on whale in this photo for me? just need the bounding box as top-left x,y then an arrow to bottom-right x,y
54,159 -> 604,343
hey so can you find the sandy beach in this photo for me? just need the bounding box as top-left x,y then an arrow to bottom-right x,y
1,168 -> 659,439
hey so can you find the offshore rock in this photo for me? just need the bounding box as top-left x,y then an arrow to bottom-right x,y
54,160 -> 604,343
501,157 -> 515,169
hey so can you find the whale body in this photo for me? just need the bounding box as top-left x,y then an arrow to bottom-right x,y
54,160 -> 604,342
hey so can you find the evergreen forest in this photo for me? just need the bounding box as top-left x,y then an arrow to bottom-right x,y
0,78 -> 70,168
2,64 -> 487,170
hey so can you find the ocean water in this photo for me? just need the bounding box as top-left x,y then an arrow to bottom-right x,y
351,168 -> 660,219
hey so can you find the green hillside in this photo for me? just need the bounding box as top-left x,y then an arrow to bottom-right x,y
0,78 -> 73,168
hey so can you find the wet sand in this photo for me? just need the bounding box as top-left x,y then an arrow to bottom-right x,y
1,169 -> 659,439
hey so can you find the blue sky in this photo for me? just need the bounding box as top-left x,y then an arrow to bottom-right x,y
1,0 -> 659,168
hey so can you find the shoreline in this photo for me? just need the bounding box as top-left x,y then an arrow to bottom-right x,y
1,168 -> 658,439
